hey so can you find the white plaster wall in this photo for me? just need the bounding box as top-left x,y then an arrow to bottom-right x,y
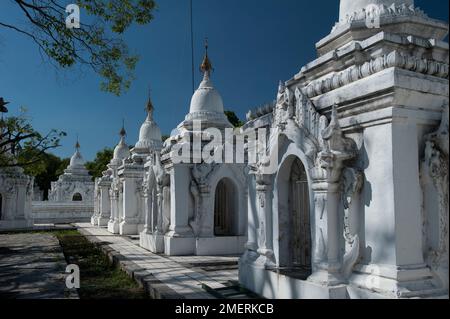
32,202 -> 93,223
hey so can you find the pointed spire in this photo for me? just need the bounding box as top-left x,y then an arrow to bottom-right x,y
200,38 -> 213,76
75,135 -> 80,150
145,86 -> 154,120
119,119 -> 126,137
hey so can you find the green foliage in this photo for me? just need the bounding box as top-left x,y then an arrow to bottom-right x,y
225,110 -> 245,128
85,148 -> 114,180
22,153 -> 69,200
0,109 -> 66,169
55,230 -> 147,299
1,0 -> 157,96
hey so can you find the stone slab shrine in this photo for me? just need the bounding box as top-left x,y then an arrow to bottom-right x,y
31,141 -> 94,224
239,0 -> 449,299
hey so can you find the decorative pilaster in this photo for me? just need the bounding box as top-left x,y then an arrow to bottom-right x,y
154,154 -> 169,235
422,102 -> 449,289
140,158 -> 166,253
189,163 -> 216,237
107,184 -> 120,234
310,105 -> 358,285
254,172 -> 276,268
96,176 -> 112,226
142,166 -> 156,234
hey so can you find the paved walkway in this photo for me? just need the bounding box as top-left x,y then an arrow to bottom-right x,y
0,233 -> 77,299
76,223 -> 241,299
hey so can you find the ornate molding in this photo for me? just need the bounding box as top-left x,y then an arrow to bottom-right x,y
304,51 -> 449,99
334,3 -> 428,31
246,102 -> 275,121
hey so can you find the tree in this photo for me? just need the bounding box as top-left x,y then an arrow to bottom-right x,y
1,0 -> 157,95
0,108 -> 66,169
22,152 -> 69,200
85,147 -> 113,180
225,110 -> 244,128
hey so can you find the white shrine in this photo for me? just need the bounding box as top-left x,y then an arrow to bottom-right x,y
239,0 -> 449,299
106,96 -> 163,236
140,47 -> 248,255
48,141 -> 94,203
91,125 -> 130,227
106,125 -> 131,233
0,166 -> 34,230
89,0 -> 449,299
0,114 -> 34,230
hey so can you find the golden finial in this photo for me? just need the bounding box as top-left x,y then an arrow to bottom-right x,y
75,135 -> 80,150
200,38 -> 213,74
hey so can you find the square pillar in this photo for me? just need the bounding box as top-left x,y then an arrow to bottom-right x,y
164,164 -> 195,255
119,177 -> 139,235
350,120 -> 436,297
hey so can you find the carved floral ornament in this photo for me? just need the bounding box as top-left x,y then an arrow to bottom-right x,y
273,83 -> 326,141
422,102 -> 449,269
262,81 -> 362,196
335,3 -> 427,29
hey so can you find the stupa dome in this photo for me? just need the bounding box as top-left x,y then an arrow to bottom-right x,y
69,141 -> 85,168
113,126 -> 130,162
189,75 -> 224,114
134,96 -> 163,151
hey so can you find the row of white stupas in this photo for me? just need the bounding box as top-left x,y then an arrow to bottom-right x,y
90,0 -> 449,299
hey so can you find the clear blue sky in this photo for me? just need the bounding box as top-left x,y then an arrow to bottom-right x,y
0,0 -> 448,160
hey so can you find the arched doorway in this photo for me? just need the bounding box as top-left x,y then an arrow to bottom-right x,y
214,178 -> 237,236
288,158 -> 312,273
72,193 -> 83,201
277,155 -> 312,279
0,193 -> 3,220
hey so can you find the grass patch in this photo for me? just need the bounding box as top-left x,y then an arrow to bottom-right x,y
54,230 -> 148,299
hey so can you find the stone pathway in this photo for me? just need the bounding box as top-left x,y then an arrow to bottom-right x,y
76,223 -> 242,299
0,233 -> 78,299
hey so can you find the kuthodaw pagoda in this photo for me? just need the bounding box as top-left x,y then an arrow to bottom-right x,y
89,0 -> 448,299
92,96 -> 164,235
48,141 -> 94,203
91,125 -> 130,228
150,46 -> 248,256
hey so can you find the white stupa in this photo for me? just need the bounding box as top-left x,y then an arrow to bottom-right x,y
133,96 -> 163,159
111,125 -> 131,167
179,41 -> 232,131
49,140 -> 94,202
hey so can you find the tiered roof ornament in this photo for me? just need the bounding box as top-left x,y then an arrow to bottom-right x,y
134,89 -> 163,153
112,121 -> 131,165
182,39 -> 231,129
